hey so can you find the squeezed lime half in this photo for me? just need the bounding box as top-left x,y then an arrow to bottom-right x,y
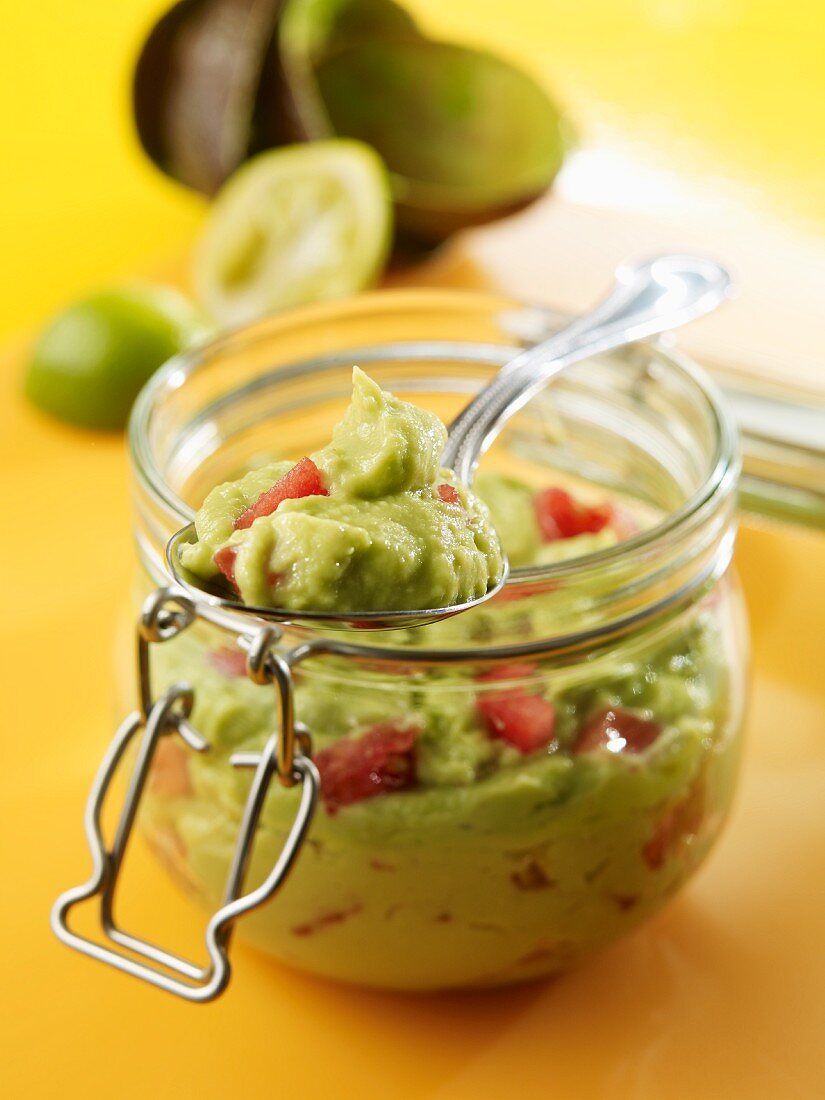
25,284 -> 205,430
193,139 -> 392,326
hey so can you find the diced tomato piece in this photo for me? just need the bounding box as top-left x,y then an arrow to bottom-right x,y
149,739 -> 192,798
149,823 -> 187,863
476,662 -> 539,684
573,707 -> 662,755
213,545 -> 238,587
291,904 -> 363,937
534,487 -> 612,541
437,483 -> 461,505
315,721 -> 419,814
700,583 -> 725,611
145,823 -> 206,895
234,457 -> 328,531
476,665 -> 556,754
477,693 -> 556,754
642,818 -> 670,871
208,645 -> 247,678
492,580 -> 558,603
643,776 -> 705,869
357,659 -> 424,675
609,504 -> 639,541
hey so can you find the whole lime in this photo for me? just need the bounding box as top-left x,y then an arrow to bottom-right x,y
25,284 -> 207,430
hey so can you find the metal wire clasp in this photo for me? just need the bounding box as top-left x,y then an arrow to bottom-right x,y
51,587 -> 319,1002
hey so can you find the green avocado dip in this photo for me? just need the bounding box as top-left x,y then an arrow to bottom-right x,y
143,406 -> 743,991
179,367 -> 504,613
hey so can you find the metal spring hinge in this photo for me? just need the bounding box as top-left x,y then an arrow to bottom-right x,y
51,587 -> 319,1003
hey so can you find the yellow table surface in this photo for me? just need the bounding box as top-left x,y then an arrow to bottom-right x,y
2,338 -> 825,1098
3,1 -> 825,1095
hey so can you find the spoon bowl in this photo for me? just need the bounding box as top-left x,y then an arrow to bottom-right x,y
166,523 -> 510,632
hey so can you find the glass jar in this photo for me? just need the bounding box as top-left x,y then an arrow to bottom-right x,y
114,290 -> 747,994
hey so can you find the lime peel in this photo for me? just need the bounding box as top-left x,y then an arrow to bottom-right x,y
24,284 -> 206,431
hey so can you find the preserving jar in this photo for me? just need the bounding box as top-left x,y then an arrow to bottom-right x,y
56,290 -> 748,999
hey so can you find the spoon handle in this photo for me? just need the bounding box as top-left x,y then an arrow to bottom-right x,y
442,254 -> 733,483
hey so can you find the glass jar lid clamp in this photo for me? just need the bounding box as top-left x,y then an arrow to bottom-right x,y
51,589 -> 320,1002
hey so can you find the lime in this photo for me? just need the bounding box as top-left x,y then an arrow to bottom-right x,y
193,139 -> 392,326
25,284 -> 206,430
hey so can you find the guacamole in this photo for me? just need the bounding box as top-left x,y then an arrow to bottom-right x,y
143,440 -> 742,990
180,367 -> 504,613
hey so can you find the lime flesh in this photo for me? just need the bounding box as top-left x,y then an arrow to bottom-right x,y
193,139 -> 392,326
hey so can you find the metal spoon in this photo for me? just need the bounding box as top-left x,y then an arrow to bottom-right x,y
167,253 -> 732,630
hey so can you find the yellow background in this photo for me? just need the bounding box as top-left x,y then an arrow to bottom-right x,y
2,2 -> 825,1097
2,0 -> 825,339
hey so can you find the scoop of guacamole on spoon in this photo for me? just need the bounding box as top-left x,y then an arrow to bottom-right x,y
180,368 -> 504,613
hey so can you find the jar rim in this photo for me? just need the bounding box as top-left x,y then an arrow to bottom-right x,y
129,287 -> 740,657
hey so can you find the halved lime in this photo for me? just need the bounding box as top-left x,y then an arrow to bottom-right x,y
24,284 -> 206,430
193,139 -> 392,326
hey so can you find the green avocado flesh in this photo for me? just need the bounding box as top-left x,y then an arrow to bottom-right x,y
180,367 -> 504,612
145,390 -> 743,990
